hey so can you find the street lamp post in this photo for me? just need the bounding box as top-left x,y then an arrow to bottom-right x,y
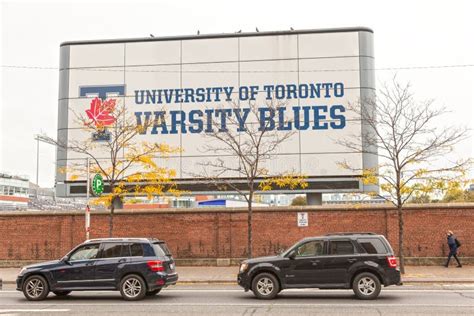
34,134 -> 59,198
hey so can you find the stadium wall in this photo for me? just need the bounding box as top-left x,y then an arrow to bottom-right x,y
0,204 -> 473,266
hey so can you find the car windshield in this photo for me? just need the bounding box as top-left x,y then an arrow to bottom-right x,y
280,240 -> 303,257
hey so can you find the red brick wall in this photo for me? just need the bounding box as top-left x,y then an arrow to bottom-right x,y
0,204 -> 472,261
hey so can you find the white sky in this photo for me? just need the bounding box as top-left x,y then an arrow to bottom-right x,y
1,0 -> 473,188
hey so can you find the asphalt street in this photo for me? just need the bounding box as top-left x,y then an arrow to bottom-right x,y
1,284 -> 474,315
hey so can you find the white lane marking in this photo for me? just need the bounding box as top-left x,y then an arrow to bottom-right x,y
0,303 -> 473,307
0,309 -> 70,313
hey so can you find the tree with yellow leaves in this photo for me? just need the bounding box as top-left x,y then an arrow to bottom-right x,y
195,99 -> 307,258
48,97 -> 180,237
338,78 -> 471,273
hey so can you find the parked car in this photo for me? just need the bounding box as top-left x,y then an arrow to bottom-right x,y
238,233 -> 401,300
16,238 -> 178,301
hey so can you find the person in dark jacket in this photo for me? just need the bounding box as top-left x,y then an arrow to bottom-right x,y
445,230 -> 462,268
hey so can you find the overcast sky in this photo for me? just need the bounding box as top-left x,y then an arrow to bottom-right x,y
1,0 -> 473,188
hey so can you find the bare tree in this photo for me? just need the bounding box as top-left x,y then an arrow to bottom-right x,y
48,97 -> 179,237
338,78 -> 470,273
194,99 -> 307,258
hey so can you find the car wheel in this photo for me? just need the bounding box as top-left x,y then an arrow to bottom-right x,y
352,272 -> 381,300
145,288 -> 162,296
53,291 -> 71,297
120,274 -> 147,301
23,275 -> 49,301
251,273 -> 279,299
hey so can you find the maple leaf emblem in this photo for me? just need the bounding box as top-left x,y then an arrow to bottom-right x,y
85,97 -> 117,128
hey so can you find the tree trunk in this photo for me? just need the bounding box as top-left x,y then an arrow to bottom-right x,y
109,203 -> 114,237
247,196 -> 253,259
108,195 -> 123,237
398,205 -> 405,274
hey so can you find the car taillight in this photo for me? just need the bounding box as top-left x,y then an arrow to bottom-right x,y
147,260 -> 164,272
387,256 -> 397,268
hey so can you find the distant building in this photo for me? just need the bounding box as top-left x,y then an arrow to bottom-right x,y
324,193 -> 387,204
198,199 -> 269,208
0,173 -> 29,210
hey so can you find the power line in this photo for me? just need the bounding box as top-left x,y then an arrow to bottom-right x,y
2,63 -> 474,73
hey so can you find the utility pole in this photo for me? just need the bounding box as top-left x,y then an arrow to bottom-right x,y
35,136 -> 40,197
85,157 -> 90,240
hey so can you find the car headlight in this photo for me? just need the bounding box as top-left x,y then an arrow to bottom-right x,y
240,263 -> 249,273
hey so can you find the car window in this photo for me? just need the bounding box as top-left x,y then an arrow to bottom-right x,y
358,238 -> 388,254
295,240 -> 324,257
152,242 -> 171,257
69,244 -> 99,261
99,243 -> 126,258
130,243 -> 144,257
329,240 -> 355,255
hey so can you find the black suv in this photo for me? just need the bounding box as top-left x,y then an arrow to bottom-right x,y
238,233 -> 401,300
16,238 -> 178,301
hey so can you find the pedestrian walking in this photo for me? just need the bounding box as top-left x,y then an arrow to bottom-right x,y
445,230 -> 462,268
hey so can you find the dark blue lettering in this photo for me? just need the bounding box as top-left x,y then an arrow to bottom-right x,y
151,111 -> 168,134
312,106 -> 328,130
258,107 -> 275,131
215,109 -> 232,132
170,110 -> 186,134
189,110 -> 203,133
233,108 -> 250,131
135,90 -> 144,104
277,107 -> 292,130
330,105 -> 346,129
293,106 -> 310,130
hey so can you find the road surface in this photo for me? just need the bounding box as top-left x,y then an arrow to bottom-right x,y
1,284 -> 473,315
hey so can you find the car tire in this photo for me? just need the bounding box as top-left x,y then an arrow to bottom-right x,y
251,272 -> 280,300
22,275 -> 50,301
53,291 -> 71,297
352,272 -> 381,300
145,288 -> 162,296
120,274 -> 147,301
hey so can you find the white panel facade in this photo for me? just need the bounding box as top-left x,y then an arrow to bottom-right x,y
57,29 -> 375,195
69,43 -> 125,68
125,41 -> 181,66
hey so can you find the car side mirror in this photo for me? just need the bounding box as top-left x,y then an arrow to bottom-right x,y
61,255 -> 71,265
287,250 -> 296,259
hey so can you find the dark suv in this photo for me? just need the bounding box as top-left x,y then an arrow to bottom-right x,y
16,238 -> 178,301
238,233 -> 401,300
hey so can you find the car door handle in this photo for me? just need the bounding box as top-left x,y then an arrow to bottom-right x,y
310,260 -> 320,266
85,262 -> 94,266
118,258 -> 127,263
347,258 -> 357,263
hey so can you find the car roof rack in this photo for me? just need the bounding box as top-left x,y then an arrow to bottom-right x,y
84,237 -> 160,243
325,232 -> 377,236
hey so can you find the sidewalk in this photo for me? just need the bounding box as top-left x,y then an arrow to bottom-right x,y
1,265 -> 474,287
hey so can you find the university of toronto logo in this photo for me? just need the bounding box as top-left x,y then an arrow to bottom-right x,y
79,85 -> 126,141
85,97 -> 117,141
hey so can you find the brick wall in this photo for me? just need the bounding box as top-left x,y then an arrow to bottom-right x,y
0,204 -> 472,261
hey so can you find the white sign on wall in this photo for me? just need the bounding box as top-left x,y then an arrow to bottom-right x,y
297,212 -> 309,227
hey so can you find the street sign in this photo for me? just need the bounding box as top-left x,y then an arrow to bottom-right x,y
91,173 -> 104,196
297,212 -> 308,227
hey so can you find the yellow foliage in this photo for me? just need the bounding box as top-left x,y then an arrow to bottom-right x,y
258,173 -> 308,191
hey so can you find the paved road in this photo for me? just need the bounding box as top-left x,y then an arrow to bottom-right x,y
1,284 -> 474,315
